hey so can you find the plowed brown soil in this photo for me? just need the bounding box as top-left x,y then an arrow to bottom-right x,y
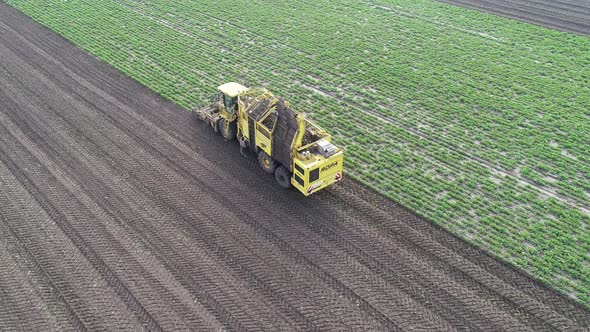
437,0 -> 590,35
0,2 -> 588,331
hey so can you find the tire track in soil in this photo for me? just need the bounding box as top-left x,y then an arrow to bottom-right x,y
0,122 -> 164,332
0,202 -> 89,332
0,219 -> 65,332
0,104 -> 229,331
0,124 -> 148,331
0,58 -> 249,331
0,2 -> 589,331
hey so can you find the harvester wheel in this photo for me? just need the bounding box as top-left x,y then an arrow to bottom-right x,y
258,151 -> 277,174
275,165 -> 291,189
218,119 -> 236,140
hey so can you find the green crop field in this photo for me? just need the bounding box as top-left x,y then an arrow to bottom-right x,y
7,0 -> 589,307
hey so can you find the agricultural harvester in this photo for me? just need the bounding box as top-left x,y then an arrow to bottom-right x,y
194,82 -> 343,196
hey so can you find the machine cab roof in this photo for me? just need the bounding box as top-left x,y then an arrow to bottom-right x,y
217,82 -> 248,98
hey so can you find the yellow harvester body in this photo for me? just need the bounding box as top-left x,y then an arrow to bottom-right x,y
194,82 -> 343,196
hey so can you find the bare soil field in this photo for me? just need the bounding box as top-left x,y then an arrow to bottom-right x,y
0,3 -> 588,331
437,0 -> 590,35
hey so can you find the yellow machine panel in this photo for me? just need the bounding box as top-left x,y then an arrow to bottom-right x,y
293,147 -> 344,196
255,122 -> 272,156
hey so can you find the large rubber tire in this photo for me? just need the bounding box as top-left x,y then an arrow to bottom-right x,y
258,151 -> 278,174
275,165 -> 292,189
218,118 -> 236,140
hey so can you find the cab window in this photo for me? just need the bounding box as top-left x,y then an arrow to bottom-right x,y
223,95 -> 237,113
